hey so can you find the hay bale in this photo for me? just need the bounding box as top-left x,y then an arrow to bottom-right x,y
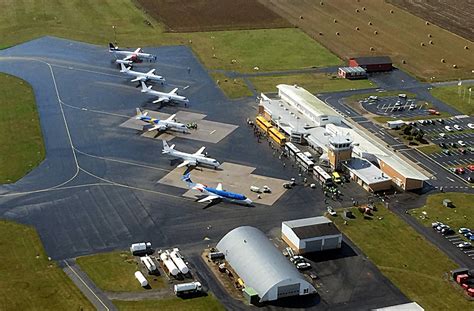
336,32 -> 340,36
370,47 -> 375,51
320,1 -> 324,5
368,21 -> 372,26
362,7 -> 366,11
425,21 -> 430,25
429,40 -> 433,45
390,10 -> 394,14
319,32 -> 323,36
441,58 -> 445,63
452,64 -> 457,68
334,19 -> 337,23
374,30 -> 378,35
428,33 -> 432,38
356,9 -> 360,13
402,60 -> 406,64
420,42 -> 425,46
355,27 -> 360,31
464,46 -> 469,50
299,15 -> 304,19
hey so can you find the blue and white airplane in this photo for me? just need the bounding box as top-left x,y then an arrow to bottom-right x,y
135,108 -> 188,133
182,173 -> 253,206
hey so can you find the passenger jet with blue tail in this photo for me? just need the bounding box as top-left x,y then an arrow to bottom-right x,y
135,108 -> 188,133
182,173 -> 253,206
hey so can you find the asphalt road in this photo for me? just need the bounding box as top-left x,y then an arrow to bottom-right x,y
0,37 -> 409,310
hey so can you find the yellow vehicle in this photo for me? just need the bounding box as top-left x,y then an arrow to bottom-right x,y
256,116 -> 272,133
268,127 -> 286,146
332,171 -> 342,184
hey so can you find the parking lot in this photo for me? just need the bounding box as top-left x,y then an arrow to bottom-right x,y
361,96 -> 432,118
432,223 -> 474,262
416,116 -> 474,182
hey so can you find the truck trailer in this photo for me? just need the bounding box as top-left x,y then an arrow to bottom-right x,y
174,281 -> 202,296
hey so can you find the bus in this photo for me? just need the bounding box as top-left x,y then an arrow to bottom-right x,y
256,116 -> 272,133
313,166 -> 332,185
284,142 -> 301,159
296,152 -> 314,172
268,127 -> 286,146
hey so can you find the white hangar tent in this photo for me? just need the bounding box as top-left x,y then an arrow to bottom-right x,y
216,226 -> 316,302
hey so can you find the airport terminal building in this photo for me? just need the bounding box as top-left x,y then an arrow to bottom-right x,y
258,84 -> 428,191
217,226 -> 316,302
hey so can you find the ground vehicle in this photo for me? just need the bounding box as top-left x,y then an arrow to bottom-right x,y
432,221 -> 441,228
459,148 -> 466,154
438,119 -> 445,124
332,172 -> 342,184
327,206 -> 336,216
450,142 -> 457,148
458,140 -> 466,147
394,101 -> 401,107
445,126 -> 453,132
438,133 -> 445,139
256,116 -> 272,133
443,149 -> 451,155
296,262 -> 311,270
130,242 -> 152,255
313,166 -> 333,186
398,94 -> 407,99
368,95 -> 378,100
457,242 -> 472,249
439,143 -> 447,148
409,104 -> 416,110
468,177 -> 474,183
296,152 -> 314,172
174,282 -> 202,296
468,165 -> 474,172
455,167 -> 465,174
290,256 -> 304,263
454,124 -> 462,130
458,228 -> 471,234
468,123 -> 474,129
268,127 -> 286,146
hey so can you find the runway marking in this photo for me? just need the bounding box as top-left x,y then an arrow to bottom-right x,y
63,260 -> 109,311
60,100 -> 129,119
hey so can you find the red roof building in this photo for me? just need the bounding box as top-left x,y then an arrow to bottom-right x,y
349,56 -> 392,72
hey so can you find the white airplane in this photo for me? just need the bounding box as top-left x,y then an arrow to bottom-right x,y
109,43 -> 156,65
141,81 -> 189,105
120,63 -> 165,84
162,140 -> 220,169
135,108 -> 188,133
182,173 -> 253,206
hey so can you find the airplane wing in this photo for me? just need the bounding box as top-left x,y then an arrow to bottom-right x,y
133,48 -> 141,54
170,88 -> 178,95
165,114 -> 176,121
153,97 -> 168,104
216,183 -> 223,191
147,124 -> 167,132
123,55 -> 133,61
177,159 -> 196,168
131,77 -> 145,82
197,195 -> 221,203
147,69 -> 156,75
194,147 -> 205,156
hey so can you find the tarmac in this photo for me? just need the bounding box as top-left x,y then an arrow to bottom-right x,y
0,37 -> 407,310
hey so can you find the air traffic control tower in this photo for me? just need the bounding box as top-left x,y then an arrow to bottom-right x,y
328,136 -> 353,171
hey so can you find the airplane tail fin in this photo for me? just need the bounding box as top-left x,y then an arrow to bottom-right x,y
181,173 -> 195,188
119,63 -> 129,72
109,42 -> 118,50
140,81 -> 150,93
162,140 -> 174,153
135,108 -> 147,119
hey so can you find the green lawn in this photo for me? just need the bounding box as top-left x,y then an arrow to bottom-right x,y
0,220 -> 92,310
409,193 -> 474,230
114,295 -> 225,311
249,73 -> 373,94
0,73 -> 45,183
417,144 -> 443,155
210,72 -> 253,99
431,84 -> 474,116
76,251 -> 166,292
333,207 -> 472,310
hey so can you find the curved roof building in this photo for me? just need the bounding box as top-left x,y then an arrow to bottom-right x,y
216,226 -> 316,302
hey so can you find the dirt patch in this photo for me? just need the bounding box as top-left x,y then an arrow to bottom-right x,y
387,0 -> 474,42
260,0 -> 473,81
136,0 -> 291,32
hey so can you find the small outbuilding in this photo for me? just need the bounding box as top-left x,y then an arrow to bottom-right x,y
349,56 -> 392,72
338,66 -> 367,79
443,199 -> 453,208
282,216 -> 342,254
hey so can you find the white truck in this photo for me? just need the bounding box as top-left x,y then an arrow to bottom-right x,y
174,281 -> 202,296
140,255 -> 157,274
130,242 -> 152,256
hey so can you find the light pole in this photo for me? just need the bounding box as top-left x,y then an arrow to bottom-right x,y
112,25 -> 117,45
469,88 -> 472,105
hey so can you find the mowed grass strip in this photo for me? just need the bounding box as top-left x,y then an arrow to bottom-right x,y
430,84 -> 474,116
210,73 -> 253,99
0,220 -> 93,310
250,73 -> 373,94
409,193 -> 474,230
113,295 -> 225,311
0,73 -> 45,184
332,207 -> 472,310
76,251 -> 166,292
261,0 -> 473,81
186,28 -> 341,73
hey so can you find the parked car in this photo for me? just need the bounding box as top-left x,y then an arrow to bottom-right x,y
409,104 -> 416,110
454,124 -> 462,131
439,132 -> 446,138
457,242 -> 472,249
432,221 -> 442,228
445,126 -> 454,132
455,167 -> 465,174
443,149 -> 451,155
458,228 -> 471,234
296,262 -> 311,270
468,123 -> 474,129
439,143 -> 447,148
327,206 -> 336,216
468,176 -> 474,183
458,140 -> 467,147
368,95 -> 378,100
290,255 -> 304,263
438,119 -> 445,124
468,165 -> 474,172
459,148 -> 467,154
441,227 -> 454,235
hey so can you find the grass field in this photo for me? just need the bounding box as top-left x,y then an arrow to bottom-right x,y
262,0 -> 473,81
332,207 -> 472,310
114,295 -> 225,311
409,193 -> 474,230
0,220 -> 92,310
416,144 -> 443,155
430,84 -> 474,116
76,251 -> 166,292
210,73 -> 254,99
249,73 -> 373,94
137,0 -> 290,32
0,73 -> 45,184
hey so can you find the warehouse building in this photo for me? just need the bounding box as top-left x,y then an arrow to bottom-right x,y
258,85 -> 429,191
349,56 -> 392,72
282,216 -> 342,254
338,66 -> 367,79
217,226 -> 316,302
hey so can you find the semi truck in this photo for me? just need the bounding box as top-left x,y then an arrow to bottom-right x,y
174,281 -> 202,296
140,255 -> 157,274
130,242 -> 152,256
